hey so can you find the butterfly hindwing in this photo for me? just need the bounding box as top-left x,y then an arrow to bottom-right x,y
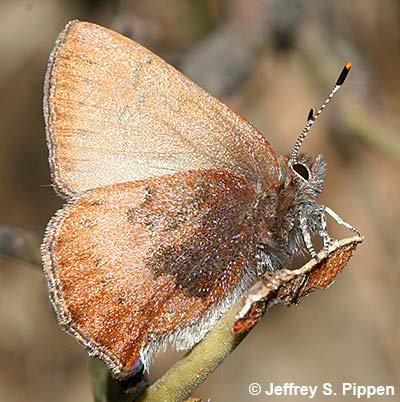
41,168 -> 258,377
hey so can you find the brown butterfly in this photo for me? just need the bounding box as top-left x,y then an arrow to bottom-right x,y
41,20 -> 360,384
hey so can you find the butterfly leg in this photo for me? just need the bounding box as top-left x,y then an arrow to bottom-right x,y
324,206 -> 361,236
300,209 -> 319,262
256,244 -> 276,274
319,207 -> 334,254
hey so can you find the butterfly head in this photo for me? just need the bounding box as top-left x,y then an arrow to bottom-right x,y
279,62 -> 352,204
261,63 -> 358,266
285,153 -> 327,199
277,152 -> 327,226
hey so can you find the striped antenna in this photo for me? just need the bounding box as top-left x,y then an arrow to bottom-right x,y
291,62 -> 352,162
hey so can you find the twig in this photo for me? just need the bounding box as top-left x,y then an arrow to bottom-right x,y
135,236 -> 363,402
136,302 -> 249,402
179,0 -> 271,97
88,358 -> 135,402
0,224 -> 41,265
298,42 -> 400,165
341,103 -> 400,164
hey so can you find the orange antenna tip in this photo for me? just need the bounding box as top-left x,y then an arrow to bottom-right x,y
336,63 -> 352,86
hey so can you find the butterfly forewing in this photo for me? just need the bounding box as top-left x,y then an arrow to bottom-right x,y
44,20 -> 278,199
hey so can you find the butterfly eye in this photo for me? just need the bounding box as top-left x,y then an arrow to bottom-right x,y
291,163 -> 310,181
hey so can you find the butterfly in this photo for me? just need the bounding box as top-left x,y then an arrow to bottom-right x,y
41,20 -> 360,386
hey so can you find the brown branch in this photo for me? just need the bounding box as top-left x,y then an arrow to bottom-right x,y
86,291 -> 250,402
135,236 -> 363,402
179,0 -> 271,97
298,41 -> 400,165
136,301 -> 249,402
0,224 -> 41,265
341,103 -> 400,164
88,358 -> 135,402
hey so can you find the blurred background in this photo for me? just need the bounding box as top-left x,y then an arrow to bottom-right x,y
0,0 -> 399,401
